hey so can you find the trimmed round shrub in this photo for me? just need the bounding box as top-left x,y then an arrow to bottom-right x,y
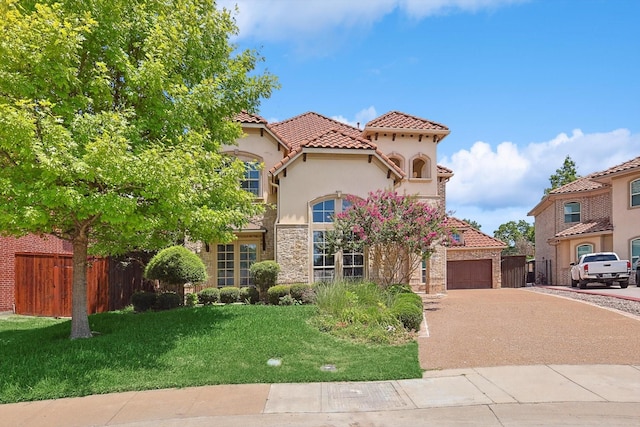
185,293 -> 198,307
267,284 -> 290,305
239,286 -> 260,304
131,291 -> 157,312
156,292 -> 181,310
391,292 -> 423,331
197,287 -> 220,305
219,287 -> 240,304
144,245 -> 207,286
250,261 -> 280,302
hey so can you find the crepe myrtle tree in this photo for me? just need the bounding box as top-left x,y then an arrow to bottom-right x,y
327,190 -> 451,287
0,0 -> 278,339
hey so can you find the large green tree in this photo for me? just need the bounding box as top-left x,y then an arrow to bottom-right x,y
0,0 -> 277,338
544,155 -> 580,194
493,220 -> 534,256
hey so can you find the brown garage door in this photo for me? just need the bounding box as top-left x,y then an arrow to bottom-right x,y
447,259 -> 492,289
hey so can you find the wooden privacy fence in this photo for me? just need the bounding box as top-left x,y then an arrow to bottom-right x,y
500,255 -> 526,288
14,253 -> 149,317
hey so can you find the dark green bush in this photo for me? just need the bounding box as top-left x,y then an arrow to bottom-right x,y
144,245 -> 208,286
250,260 -> 280,302
219,287 -> 240,304
156,292 -> 181,310
386,284 -> 413,295
290,283 -> 312,301
390,292 -> 423,331
185,293 -> 198,307
267,284 -> 290,305
198,287 -> 220,304
197,288 -> 220,305
131,291 -> 157,312
239,286 -> 260,304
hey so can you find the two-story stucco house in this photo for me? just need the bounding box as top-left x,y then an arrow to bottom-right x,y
197,110 -> 456,293
528,156 -> 640,286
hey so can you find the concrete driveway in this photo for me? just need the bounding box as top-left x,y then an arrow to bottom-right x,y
419,288 -> 640,371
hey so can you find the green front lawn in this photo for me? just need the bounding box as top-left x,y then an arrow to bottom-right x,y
0,304 -> 420,403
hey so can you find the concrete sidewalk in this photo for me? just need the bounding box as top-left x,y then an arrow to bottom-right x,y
2,364 -> 640,426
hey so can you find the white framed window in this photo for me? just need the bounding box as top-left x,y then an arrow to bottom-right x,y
312,199 -> 335,223
241,161 -> 261,197
313,231 -> 335,282
343,249 -> 364,280
576,243 -> 593,261
216,241 -> 259,287
564,202 -> 581,223
631,179 -> 640,207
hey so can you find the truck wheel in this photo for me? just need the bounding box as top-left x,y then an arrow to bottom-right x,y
619,280 -> 628,289
571,279 -> 578,288
579,280 -> 587,289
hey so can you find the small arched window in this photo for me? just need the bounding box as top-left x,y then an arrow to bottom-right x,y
576,243 -> 593,261
411,155 -> 431,179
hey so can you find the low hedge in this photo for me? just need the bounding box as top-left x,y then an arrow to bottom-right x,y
290,283 -> 315,304
267,284 -> 290,305
240,286 -> 260,304
219,287 -> 240,304
156,292 -> 181,310
131,291 -> 157,312
197,288 -> 220,305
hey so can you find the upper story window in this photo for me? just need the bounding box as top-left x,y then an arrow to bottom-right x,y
576,243 -> 593,261
564,202 -> 581,223
387,153 -> 404,172
241,161 -> 261,197
312,199 -> 335,223
631,179 -> 640,207
411,155 -> 431,179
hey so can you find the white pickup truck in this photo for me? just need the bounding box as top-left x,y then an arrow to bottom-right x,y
570,252 -> 631,289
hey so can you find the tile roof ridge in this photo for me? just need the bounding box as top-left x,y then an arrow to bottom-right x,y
590,155 -> 640,178
300,128 -> 377,147
366,110 -> 450,130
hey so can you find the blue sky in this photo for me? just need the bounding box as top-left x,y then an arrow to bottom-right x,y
218,0 -> 639,235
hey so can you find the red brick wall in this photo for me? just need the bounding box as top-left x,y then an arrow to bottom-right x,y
0,235 -> 72,312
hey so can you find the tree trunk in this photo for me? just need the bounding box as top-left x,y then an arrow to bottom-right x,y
70,234 -> 92,339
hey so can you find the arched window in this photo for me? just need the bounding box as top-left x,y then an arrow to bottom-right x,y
564,202 -> 581,223
311,196 -> 364,282
631,179 -> 640,207
387,153 -> 404,173
411,155 -> 431,179
576,243 -> 593,261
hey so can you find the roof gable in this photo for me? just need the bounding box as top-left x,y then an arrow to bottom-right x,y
365,111 -> 449,132
268,112 -> 361,150
446,217 -> 506,248
234,110 -> 268,124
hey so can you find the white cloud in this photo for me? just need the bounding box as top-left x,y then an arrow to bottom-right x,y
218,0 -> 528,43
442,128 -> 639,234
332,106 -> 378,128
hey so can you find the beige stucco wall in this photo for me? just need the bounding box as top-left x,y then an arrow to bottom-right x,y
611,173 -> 640,262
276,153 -> 397,224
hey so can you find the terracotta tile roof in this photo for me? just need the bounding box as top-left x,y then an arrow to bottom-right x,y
268,112 -> 361,150
437,165 -> 453,175
445,217 -> 507,248
234,110 -> 268,124
555,218 -> 613,238
548,175 -> 607,195
365,111 -> 449,132
589,156 -> 640,178
303,129 -> 376,150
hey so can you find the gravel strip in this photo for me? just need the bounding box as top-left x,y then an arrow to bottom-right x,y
528,286 -> 640,317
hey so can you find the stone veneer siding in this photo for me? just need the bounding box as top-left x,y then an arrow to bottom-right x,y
446,248 -> 503,289
276,225 -> 309,284
426,245 -> 447,294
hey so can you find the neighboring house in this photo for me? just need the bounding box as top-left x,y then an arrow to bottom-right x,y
528,156 -> 640,286
198,110 -> 495,294
445,218 -> 507,289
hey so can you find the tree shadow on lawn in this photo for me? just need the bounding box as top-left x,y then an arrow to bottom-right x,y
0,306 -> 237,403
